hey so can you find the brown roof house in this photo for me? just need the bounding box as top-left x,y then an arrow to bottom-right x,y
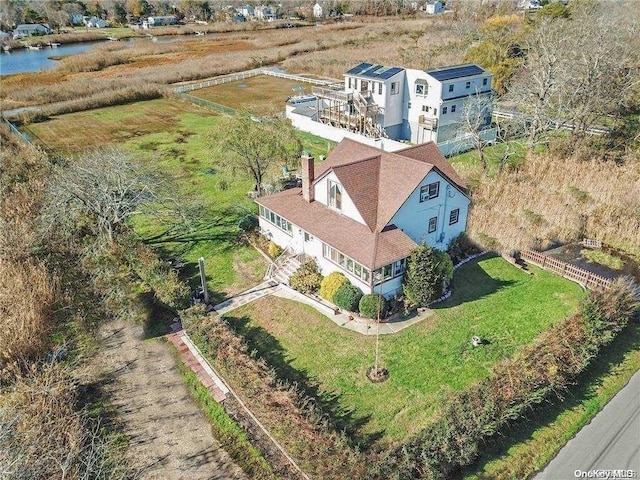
256,138 -> 470,297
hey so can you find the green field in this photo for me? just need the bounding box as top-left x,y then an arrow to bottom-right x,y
191,74 -> 316,116
225,255 -> 585,447
24,98 -> 332,301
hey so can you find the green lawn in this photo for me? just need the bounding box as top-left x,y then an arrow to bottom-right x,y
24,98 -> 331,301
225,255 -> 585,448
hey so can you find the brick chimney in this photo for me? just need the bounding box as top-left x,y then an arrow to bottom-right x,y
301,152 -> 314,202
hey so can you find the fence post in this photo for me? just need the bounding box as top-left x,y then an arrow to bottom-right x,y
541,255 -> 547,268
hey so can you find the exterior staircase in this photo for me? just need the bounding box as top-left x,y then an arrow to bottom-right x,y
271,256 -> 302,286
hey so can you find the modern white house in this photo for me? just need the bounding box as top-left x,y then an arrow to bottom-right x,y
313,2 -> 323,18
256,138 -> 470,297
13,23 -> 52,37
287,62 -> 496,156
147,16 -> 178,27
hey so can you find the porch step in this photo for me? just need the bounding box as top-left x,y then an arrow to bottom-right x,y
272,257 -> 302,285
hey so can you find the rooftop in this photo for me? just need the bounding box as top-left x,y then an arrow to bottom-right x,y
426,64 -> 486,82
345,62 -> 405,80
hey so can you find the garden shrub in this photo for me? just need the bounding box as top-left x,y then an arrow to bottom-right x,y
359,294 -> 388,319
447,233 -> 481,264
238,214 -> 258,234
267,242 -> 283,259
333,283 -> 363,312
319,272 -> 349,302
403,244 -> 454,307
373,279 -> 638,479
289,261 -> 323,294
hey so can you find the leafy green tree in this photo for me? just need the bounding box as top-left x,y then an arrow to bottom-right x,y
359,294 -> 388,319
333,283 -> 363,312
213,115 -> 302,196
113,1 -> 128,24
402,244 -> 454,307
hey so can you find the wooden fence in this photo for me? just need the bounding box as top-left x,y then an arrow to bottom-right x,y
261,69 -> 340,87
174,70 -> 262,93
520,250 -> 613,291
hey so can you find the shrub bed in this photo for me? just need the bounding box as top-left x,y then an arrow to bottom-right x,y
290,260 -> 323,294
319,272 -> 349,302
359,294 -> 388,319
373,280 -> 638,479
333,283 -> 363,312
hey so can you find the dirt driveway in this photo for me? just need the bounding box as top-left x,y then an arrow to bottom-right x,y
92,318 -> 246,480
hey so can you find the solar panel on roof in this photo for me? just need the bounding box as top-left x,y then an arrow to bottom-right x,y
427,64 -> 485,81
345,63 -> 404,80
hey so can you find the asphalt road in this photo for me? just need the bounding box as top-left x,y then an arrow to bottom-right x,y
535,369 -> 640,480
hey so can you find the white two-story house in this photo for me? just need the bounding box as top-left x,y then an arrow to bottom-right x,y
307,62 -> 495,153
256,138 -> 470,297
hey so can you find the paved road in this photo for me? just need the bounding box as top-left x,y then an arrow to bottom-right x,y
535,370 -> 640,480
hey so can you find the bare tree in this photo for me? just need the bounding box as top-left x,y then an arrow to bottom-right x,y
213,115 -> 302,196
458,91 -> 496,172
42,147 -> 166,243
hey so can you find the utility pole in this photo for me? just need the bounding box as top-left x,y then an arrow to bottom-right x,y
198,257 -> 209,304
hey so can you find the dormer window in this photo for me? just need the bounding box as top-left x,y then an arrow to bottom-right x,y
415,80 -> 428,96
328,180 -> 342,210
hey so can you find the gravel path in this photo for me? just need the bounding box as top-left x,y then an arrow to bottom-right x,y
92,318 -> 247,480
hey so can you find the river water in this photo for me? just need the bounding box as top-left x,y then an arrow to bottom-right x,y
0,42 -> 96,75
0,35 -> 180,76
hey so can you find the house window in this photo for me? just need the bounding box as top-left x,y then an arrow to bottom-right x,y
322,243 -> 371,283
428,216 -> 438,234
449,208 -> 460,225
304,232 -> 313,242
393,259 -> 406,276
348,77 -> 352,89
415,83 -> 427,96
391,82 -> 399,95
442,106 -> 448,114
373,258 -> 407,285
466,81 -> 471,89
451,105 -> 456,113
328,180 -> 342,210
378,82 -> 382,94
422,105 -> 429,112
433,108 -> 437,115
420,182 -> 440,202
448,84 -> 454,92
408,101 -> 412,109
259,206 -> 292,236
483,78 -> 488,86
361,80 -> 369,92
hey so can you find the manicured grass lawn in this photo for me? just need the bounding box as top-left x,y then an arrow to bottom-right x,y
191,75 -> 315,116
225,255 -> 585,448
24,98 -> 330,301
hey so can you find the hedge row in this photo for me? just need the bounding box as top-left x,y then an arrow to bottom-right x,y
373,280 -> 638,479
181,308 -> 367,479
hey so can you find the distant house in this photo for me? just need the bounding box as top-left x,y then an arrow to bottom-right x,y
425,1 -> 444,14
71,13 -> 84,25
238,5 -> 255,17
147,16 -> 178,27
294,62 -> 495,153
313,2 -> 323,18
85,16 -> 109,28
256,139 -> 470,297
255,6 -> 276,21
13,23 -> 52,37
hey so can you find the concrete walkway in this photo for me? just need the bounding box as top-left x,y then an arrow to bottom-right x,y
213,280 -> 279,316
273,284 -> 433,335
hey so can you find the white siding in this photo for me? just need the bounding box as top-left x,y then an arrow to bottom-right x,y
313,171 -> 367,225
388,171 -> 469,249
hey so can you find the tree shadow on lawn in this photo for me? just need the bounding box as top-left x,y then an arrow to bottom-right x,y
225,314 -> 385,451
433,253 -> 517,309
461,319 -> 640,479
